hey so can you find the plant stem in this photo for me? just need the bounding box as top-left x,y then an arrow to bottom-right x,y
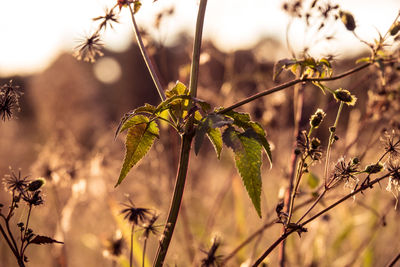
189,0 -> 208,98
323,102 -> 344,186
130,224 -> 135,267
153,1 -> 207,265
218,62 -> 371,114
0,224 -> 20,261
142,238 -> 147,267
153,133 -> 194,267
128,5 -> 166,101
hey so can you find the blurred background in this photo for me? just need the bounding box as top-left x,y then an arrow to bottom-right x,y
0,0 -> 400,266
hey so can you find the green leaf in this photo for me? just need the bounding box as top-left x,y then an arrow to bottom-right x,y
234,134 -> 263,217
165,81 -> 188,98
116,117 -> 159,186
222,127 -> 242,151
311,81 -> 329,95
115,104 -> 156,137
30,235 -> 64,245
306,172 -> 320,189
194,117 -> 209,155
248,122 -> 272,166
206,128 -> 223,159
355,57 -> 371,64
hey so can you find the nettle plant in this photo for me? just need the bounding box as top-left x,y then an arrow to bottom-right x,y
76,0 -> 400,266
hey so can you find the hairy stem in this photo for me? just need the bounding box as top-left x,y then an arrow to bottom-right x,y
128,5 -> 166,101
153,133 -> 194,267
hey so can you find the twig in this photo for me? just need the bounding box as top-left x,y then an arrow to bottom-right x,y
128,5 -> 166,101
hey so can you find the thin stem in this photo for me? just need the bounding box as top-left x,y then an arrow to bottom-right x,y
323,102 -> 344,186
218,62 -> 371,114
20,205 -> 32,256
142,238 -> 147,267
387,252 -> 400,267
295,188 -> 327,224
287,158 -> 306,224
128,5 -> 166,101
130,224 -> 134,267
0,224 -> 20,260
153,133 -> 194,267
189,0 -> 208,98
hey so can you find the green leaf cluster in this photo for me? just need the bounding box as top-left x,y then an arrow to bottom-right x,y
194,110 -> 272,217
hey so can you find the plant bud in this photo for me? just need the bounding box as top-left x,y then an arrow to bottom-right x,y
311,138 -> 321,149
310,109 -> 326,128
28,178 -> 46,191
364,163 -> 383,174
390,22 -> 400,36
339,11 -> 356,31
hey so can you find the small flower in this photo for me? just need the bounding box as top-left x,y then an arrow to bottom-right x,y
120,199 -> 150,225
200,236 -> 223,267
93,7 -> 119,31
333,88 -> 357,106
141,214 -> 160,240
310,108 -> 326,129
74,32 -> 104,63
4,168 -> 30,193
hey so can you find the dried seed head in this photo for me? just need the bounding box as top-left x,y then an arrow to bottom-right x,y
334,88 -> 357,106
339,11 -> 356,31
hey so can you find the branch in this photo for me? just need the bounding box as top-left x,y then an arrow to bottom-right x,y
218,62 -> 371,114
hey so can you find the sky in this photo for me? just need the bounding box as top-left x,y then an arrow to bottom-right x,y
0,0 -> 398,76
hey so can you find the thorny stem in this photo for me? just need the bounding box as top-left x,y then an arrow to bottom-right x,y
323,102 -> 344,187
218,62 -> 371,114
128,5 -> 166,101
252,173 -> 391,266
153,1 -> 207,265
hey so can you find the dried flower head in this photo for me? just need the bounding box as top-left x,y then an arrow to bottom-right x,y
333,88 -> 357,106
310,108 -> 326,129
200,236 -> 223,267
121,199 -> 150,225
103,230 -> 124,258
22,190 -> 44,206
332,157 -> 360,189
141,214 -> 160,240
74,33 -> 104,63
4,168 -> 30,194
386,160 -> 400,209
93,7 -> 119,31
364,163 -> 384,174
382,130 -> 400,159
0,80 -> 22,121
297,130 -> 323,161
